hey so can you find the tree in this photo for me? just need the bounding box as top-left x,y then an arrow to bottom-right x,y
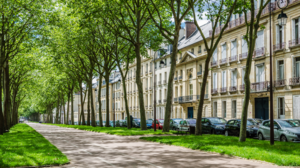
190,0 -> 239,135
238,0 -> 270,142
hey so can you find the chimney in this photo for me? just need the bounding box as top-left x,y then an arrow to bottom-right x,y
185,21 -> 196,39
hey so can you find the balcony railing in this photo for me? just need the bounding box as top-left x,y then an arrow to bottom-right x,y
179,76 -> 183,80
174,98 -> 178,102
229,86 -> 237,92
197,71 -> 202,76
178,95 -> 199,103
290,77 -> 300,86
239,52 -> 248,60
211,61 -> 217,67
289,38 -> 300,48
274,79 -> 286,87
273,42 -> 285,51
220,87 -> 227,93
240,84 -> 245,91
219,58 -> 227,65
252,47 -> 265,58
251,81 -> 269,92
211,88 -> 218,94
229,55 -> 238,62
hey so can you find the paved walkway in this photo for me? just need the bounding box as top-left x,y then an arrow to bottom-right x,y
28,123 -> 283,168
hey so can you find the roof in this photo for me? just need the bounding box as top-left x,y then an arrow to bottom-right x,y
178,21 -> 212,50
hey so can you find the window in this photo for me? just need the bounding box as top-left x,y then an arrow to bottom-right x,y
222,101 -> 226,118
165,72 -> 167,80
231,69 -> 237,87
191,48 -> 194,54
227,120 -> 235,125
232,100 -> 237,118
276,25 -> 283,46
255,30 -> 264,49
189,73 -> 192,79
292,18 -> 299,44
198,46 -> 202,53
213,73 -> 218,89
241,68 -> 245,85
242,37 -> 248,54
231,40 -> 237,57
199,65 -> 202,73
263,121 -> 270,127
213,49 -> 218,63
190,84 -> 193,95
213,102 -> 218,117
222,71 -> 227,88
277,60 -> 284,80
278,97 -> 285,119
221,43 -> 227,60
294,57 -> 300,77
256,64 -> 265,82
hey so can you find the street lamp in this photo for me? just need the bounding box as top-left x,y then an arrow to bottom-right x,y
277,0 -> 288,26
153,55 -> 165,131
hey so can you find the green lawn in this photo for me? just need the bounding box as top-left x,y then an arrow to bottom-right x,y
44,123 -> 177,136
140,135 -> 300,166
0,124 -> 69,168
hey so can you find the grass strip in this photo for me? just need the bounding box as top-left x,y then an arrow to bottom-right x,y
140,135 -> 300,166
0,124 -> 69,168
44,123 -> 177,136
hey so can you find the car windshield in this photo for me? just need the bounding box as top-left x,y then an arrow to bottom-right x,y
159,120 -> 164,124
187,119 -> 196,124
254,119 -> 263,123
247,120 -> 256,126
277,120 -> 300,128
146,120 -> 152,124
134,119 -> 140,123
174,120 -> 182,124
209,118 -> 226,124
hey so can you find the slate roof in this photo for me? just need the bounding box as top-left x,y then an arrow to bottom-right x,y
178,21 -> 212,50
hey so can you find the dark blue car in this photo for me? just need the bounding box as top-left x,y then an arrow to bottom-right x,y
201,117 -> 227,134
146,119 -> 153,128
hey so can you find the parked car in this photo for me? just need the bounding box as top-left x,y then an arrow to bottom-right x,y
248,118 -> 263,125
178,118 -> 196,131
119,120 -> 125,127
170,118 -> 183,130
109,121 -> 115,127
116,120 -> 121,127
258,119 -> 300,142
201,117 -> 226,134
133,118 -> 141,128
224,119 -> 259,137
152,119 -> 164,129
146,119 -> 153,128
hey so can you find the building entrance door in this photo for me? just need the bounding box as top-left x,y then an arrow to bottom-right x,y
293,95 -> 300,119
255,97 -> 269,120
188,107 -> 193,118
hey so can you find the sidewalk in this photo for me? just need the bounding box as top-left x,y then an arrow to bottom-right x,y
28,123 -> 284,168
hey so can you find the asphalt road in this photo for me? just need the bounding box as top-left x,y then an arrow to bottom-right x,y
28,123 -> 283,168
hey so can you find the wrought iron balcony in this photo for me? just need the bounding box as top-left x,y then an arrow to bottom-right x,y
239,52 -> 248,60
273,42 -> 285,51
252,47 -> 265,58
211,61 -> 218,67
211,89 -> 218,94
197,71 -> 202,76
240,84 -> 245,91
229,86 -> 237,92
251,81 -> 269,92
178,95 -> 199,103
290,77 -> 300,86
179,76 -> 183,80
289,38 -> 300,48
219,58 -> 227,65
230,55 -> 238,62
274,79 -> 286,87
220,87 -> 227,93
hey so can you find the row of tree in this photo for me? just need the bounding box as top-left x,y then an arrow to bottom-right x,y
1,0 -> 271,143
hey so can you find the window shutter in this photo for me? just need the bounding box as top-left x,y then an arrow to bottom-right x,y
231,41 -> 237,57
242,69 -> 245,84
276,25 -> 279,45
261,66 -> 265,82
231,71 -> 233,86
298,18 -> 300,39
296,62 -> 300,78
256,30 -> 264,49
242,38 -> 248,53
256,66 -> 259,82
224,71 -> 227,87
213,49 -> 218,62
277,61 -> 280,80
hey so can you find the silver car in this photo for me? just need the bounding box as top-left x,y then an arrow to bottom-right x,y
170,118 -> 183,130
258,119 -> 300,142
178,119 -> 196,131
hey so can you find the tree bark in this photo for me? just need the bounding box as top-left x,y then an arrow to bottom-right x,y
71,85 -> 74,125
67,91 -> 70,125
79,81 -> 86,125
98,74 -> 103,127
87,85 -> 91,126
119,70 -> 131,129
90,78 -> 96,127
105,74 -> 110,127
4,61 -> 11,128
55,95 -> 59,124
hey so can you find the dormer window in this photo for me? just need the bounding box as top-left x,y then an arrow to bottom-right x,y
191,48 -> 194,54
198,46 -> 202,53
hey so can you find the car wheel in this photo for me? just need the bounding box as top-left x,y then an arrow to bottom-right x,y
225,130 -> 229,136
211,129 -> 215,134
258,133 -> 264,140
280,135 -> 288,142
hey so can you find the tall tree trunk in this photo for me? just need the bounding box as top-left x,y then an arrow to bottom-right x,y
63,96 -> 66,124
79,81 -> 86,125
87,85 -> 91,126
122,76 -> 131,129
71,85 -> 74,125
98,74 -> 103,127
67,91 -> 70,125
55,95 -> 59,124
3,61 -> 11,128
105,74 -> 110,127
90,78 -> 96,127
163,26 -> 180,132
